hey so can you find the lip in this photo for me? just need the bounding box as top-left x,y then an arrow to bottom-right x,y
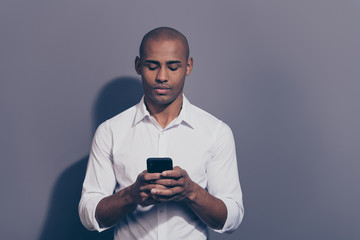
154,86 -> 170,95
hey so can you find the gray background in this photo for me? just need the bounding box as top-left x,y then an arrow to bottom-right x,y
1,1 -> 359,239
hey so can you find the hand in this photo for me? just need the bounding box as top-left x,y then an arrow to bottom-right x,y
95,170 -> 168,228
150,166 -> 199,202
128,170 -> 167,206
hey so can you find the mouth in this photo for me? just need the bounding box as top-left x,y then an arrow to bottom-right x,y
154,86 -> 170,95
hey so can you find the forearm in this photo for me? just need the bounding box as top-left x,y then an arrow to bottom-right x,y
186,184 -> 227,230
95,186 -> 137,228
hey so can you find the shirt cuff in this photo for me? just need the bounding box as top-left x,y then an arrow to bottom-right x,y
79,195 -> 113,232
211,197 -> 244,234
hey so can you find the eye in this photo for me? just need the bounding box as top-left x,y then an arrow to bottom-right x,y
148,66 -> 158,71
168,64 -> 180,71
147,64 -> 158,71
169,67 -> 179,71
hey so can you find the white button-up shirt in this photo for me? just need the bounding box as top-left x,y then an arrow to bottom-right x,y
79,96 -> 244,240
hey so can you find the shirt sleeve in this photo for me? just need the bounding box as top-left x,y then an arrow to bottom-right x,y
78,121 -> 117,232
206,122 -> 244,233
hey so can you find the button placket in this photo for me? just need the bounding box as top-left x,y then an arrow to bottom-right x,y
157,203 -> 168,240
158,130 -> 167,157
157,130 -> 168,239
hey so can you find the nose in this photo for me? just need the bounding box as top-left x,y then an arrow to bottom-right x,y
156,66 -> 168,83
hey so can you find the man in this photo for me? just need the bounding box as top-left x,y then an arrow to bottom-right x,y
79,27 -> 243,240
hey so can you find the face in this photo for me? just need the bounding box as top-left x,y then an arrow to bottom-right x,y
135,38 -> 193,108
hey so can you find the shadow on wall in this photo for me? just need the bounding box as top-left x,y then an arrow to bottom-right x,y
39,77 -> 143,240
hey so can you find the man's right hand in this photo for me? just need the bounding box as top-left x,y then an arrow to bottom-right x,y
128,170 -> 166,206
95,170 -> 166,228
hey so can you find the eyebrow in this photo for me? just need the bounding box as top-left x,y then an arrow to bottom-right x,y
167,60 -> 182,64
144,60 -> 159,64
144,60 -> 182,64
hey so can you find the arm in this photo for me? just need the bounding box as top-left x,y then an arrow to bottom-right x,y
79,122 -> 165,231
187,184 -> 227,229
95,171 -> 164,228
95,186 -> 136,228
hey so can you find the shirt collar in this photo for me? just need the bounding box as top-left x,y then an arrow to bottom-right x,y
133,95 -> 195,129
133,96 -> 149,126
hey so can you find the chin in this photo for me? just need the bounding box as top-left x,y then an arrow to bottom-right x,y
154,97 -> 174,105
150,95 -> 176,105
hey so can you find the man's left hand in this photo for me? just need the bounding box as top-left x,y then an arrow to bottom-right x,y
150,166 -> 200,202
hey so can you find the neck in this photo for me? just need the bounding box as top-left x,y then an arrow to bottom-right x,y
145,95 -> 183,129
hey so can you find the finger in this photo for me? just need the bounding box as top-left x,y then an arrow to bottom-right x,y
161,169 -> 183,178
154,178 -> 184,187
151,186 -> 183,197
151,191 -> 178,201
139,183 -> 165,192
139,192 -> 149,198
152,192 -> 186,202
162,195 -> 186,202
143,172 -> 162,181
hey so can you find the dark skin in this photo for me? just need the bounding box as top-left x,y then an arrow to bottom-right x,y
95,30 -> 227,230
96,168 -> 227,229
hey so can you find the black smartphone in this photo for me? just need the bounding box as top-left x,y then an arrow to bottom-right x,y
147,157 -> 173,173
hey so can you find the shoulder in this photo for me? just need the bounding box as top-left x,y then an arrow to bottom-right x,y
190,103 -> 230,130
96,104 -> 137,136
107,105 -> 137,126
188,103 -> 233,140
188,103 -> 235,156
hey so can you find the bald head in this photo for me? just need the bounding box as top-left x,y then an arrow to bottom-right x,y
139,27 -> 190,59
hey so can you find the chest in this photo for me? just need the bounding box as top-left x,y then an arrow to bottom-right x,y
111,124 -> 213,188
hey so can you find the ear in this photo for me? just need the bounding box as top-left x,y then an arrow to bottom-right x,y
186,57 -> 193,76
135,56 -> 141,75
